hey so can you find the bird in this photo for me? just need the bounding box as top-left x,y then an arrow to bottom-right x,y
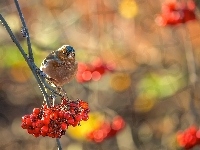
40,45 -> 78,87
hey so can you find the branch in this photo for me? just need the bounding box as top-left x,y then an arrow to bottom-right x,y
0,14 -> 50,106
56,138 -> 62,150
14,0 -> 34,61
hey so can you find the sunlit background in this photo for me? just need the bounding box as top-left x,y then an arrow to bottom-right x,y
1,0 -> 200,149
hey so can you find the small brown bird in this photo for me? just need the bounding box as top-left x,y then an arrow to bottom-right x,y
40,45 -> 78,87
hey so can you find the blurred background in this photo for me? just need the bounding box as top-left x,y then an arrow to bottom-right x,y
1,0 -> 200,149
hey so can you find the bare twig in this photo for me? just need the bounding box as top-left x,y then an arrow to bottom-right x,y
0,14 -> 50,106
14,0 -> 34,61
56,138 -> 62,150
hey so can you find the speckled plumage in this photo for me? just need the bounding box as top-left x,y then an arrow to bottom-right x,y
40,45 -> 78,87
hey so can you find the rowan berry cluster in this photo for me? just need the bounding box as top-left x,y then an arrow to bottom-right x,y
76,58 -> 115,83
87,116 -> 125,143
177,126 -> 200,149
21,97 -> 90,138
156,0 -> 196,26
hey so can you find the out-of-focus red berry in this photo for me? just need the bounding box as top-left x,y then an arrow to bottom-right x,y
156,0 -> 196,26
92,71 -> 101,81
177,126 -> 200,149
76,58 -> 116,83
82,71 -> 92,81
87,116 -> 125,143
111,116 -> 125,130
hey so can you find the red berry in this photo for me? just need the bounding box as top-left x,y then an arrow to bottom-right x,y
69,109 -> 75,115
32,122 -> 36,128
30,114 -> 37,122
188,126 -> 197,135
41,131 -> 46,137
67,117 -> 74,125
75,114 -> 82,121
82,114 -> 89,121
72,120 -> 79,127
50,112 -> 58,120
79,101 -> 88,110
93,130 -> 104,143
93,66 -> 105,75
42,117 -> 50,125
111,116 -> 125,130
61,123 -> 67,130
70,103 -> 77,107
33,108 -> 40,115
82,71 -> 92,81
177,126 -> 198,149
34,128 -> 40,134
27,129 -> 34,134
41,126 -> 49,133
22,115 -> 29,122
78,63 -> 88,72
48,133 -> 54,138
156,1 -> 196,26
76,73 -> 85,83
21,123 -> 27,129
25,118 -> 32,126
33,133 -> 40,137
92,71 -> 101,81
44,109 -> 51,116
58,111 -> 64,118
42,104 -> 47,109
36,120 -> 43,128
64,112 -> 70,119
21,96 -> 90,138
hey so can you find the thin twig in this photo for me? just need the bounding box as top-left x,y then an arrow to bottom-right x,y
14,0 -> 34,61
41,78 -> 63,97
56,138 -> 62,150
0,14 -> 50,107
33,70 -> 51,107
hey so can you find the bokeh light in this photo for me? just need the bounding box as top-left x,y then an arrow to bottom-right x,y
119,0 -> 138,19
